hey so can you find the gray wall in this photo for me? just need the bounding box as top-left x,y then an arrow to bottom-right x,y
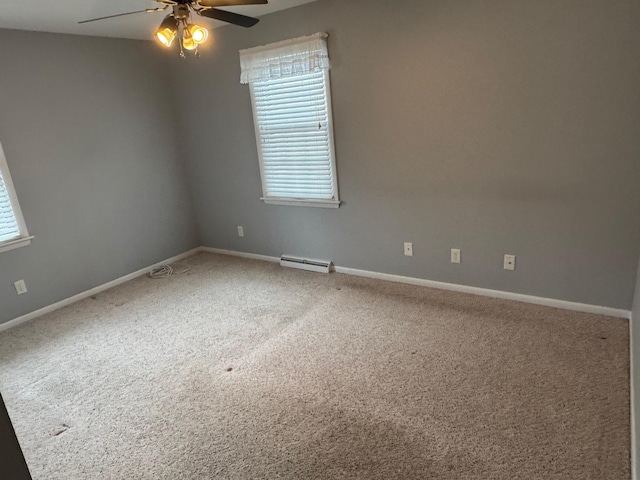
0,29 -> 198,325
174,0 -> 640,310
633,260 -> 640,479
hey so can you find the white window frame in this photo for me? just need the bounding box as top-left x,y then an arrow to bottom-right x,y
0,143 -> 32,253
241,33 -> 341,208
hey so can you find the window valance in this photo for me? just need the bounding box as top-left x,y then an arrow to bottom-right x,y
239,32 -> 330,84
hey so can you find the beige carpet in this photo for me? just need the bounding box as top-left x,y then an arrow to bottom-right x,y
0,252 -> 630,479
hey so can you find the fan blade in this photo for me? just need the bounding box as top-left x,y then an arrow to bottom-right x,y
198,0 -> 267,6
79,7 -> 165,24
198,8 -> 259,27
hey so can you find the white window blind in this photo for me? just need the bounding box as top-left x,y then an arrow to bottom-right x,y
0,142 -> 30,252
240,33 -> 340,208
0,172 -> 20,243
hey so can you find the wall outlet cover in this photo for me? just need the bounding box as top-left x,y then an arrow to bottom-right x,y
14,280 -> 27,295
504,254 -> 516,271
451,248 -> 461,264
404,242 -> 413,257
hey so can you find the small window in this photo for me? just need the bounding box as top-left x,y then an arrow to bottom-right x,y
0,142 -> 31,253
240,33 -> 340,208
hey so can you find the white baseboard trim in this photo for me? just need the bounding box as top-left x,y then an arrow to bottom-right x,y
201,247 -> 630,319
333,265 -> 630,319
0,248 -> 201,333
200,247 -> 280,264
631,312 -> 637,480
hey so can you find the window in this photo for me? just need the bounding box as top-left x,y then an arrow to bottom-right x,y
240,33 -> 340,208
0,142 -> 31,253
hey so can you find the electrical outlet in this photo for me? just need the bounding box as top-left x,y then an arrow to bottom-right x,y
14,280 -> 27,295
451,248 -> 461,264
237,226 -> 244,238
404,242 -> 413,257
504,254 -> 516,271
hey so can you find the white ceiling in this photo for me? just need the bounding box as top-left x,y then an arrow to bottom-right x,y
0,0 -> 317,40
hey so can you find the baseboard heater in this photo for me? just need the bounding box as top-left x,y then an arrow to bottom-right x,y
280,255 -> 332,274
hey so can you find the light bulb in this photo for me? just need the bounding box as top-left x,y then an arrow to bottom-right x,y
157,28 -> 176,47
182,35 -> 197,50
188,24 -> 208,44
156,15 -> 178,47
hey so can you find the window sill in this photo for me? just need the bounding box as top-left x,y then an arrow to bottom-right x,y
0,236 -> 34,254
261,198 -> 341,209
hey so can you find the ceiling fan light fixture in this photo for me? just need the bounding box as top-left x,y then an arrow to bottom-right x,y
156,15 -> 178,47
79,0 -> 265,56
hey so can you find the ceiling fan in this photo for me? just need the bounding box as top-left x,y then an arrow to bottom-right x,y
79,0 -> 268,55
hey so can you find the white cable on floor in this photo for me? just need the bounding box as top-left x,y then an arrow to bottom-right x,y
148,263 -> 191,279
